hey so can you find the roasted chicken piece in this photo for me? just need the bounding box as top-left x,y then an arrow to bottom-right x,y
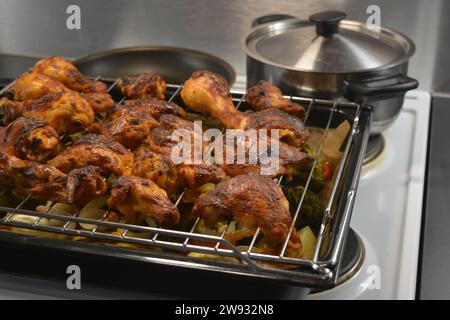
32,57 -> 107,93
114,98 -> 186,120
217,137 -> 309,178
132,147 -> 179,195
47,134 -> 134,176
66,166 -> 107,207
148,114 -> 202,156
117,73 -> 166,100
81,92 -> 115,113
3,92 -> 94,134
181,70 -> 309,147
177,163 -> 228,202
178,163 -> 228,190
245,80 -> 306,118
4,154 -> 68,202
0,117 -> 60,161
244,108 -> 309,147
6,71 -> 70,101
0,146 -> 12,187
3,153 -> 106,206
192,175 -> 302,257
108,176 -> 180,226
88,108 -> 158,149
181,70 -> 245,128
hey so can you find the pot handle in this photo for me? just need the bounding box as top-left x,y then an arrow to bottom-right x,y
251,14 -> 297,27
344,75 -> 419,103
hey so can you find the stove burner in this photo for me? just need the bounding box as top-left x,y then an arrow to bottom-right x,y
311,228 -> 365,293
364,134 -> 386,165
336,228 -> 365,285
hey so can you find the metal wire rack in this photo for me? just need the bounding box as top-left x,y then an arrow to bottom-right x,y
0,74 -> 372,288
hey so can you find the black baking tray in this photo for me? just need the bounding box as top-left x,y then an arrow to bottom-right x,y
0,84 -> 372,297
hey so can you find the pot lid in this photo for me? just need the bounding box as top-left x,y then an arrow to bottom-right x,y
244,11 -> 415,74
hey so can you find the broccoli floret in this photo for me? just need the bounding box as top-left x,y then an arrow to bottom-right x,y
282,185 -> 323,233
289,145 -> 325,192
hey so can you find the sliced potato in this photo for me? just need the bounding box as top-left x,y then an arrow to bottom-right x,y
298,226 -> 317,260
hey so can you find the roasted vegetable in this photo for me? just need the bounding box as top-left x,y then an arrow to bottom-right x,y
282,185 -> 323,232
288,144 -> 325,192
298,226 -> 316,260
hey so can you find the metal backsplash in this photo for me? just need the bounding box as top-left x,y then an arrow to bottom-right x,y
0,0 -> 444,91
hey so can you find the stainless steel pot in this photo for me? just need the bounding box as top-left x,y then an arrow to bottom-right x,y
243,11 -> 418,134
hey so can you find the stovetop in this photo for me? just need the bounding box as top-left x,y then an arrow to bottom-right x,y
0,57 -> 432,299
310,90 -> 430,299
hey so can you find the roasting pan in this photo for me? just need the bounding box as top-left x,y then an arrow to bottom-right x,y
0,76 -> 372,298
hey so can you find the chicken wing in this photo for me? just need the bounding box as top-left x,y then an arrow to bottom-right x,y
32,57 -> 107,93
218,138 -> 309,178
88,108 -> 158,149
192,175 -> 302,257
244,108 -> 309,147
7,71 -> 70,101
148,114 -> 198,155
66,165 -> 107,207
4,92 -> 94,134
181,71 -> 309,147
1,117 -> 60,161
3,153 -> 106,206
47,134 -> 134,176
3,154 -> 68,202
81,92 -> 115,113
132,147 -> 180,195
117,73 -> 166,100
107,176 -> 180,226
245,81 -> 306,118
115,98 -> 186,120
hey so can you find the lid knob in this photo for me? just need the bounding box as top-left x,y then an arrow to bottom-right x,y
309,11 -> 347,37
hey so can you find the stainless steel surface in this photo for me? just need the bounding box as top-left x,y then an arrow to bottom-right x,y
0,0 -> 442,92
244,18 -> 414,73
72,46 -> 236,85
420,96 -> 450,299
0,76 -> 371,288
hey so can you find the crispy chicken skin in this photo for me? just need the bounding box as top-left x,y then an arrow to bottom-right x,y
178,163 -> 228,190
117,73 -> 166,100
132,147 -> 179,195
192,175 -> 302,257
47,134 -> 134,176
32,57 -> 107,93
149,114 -> 197,155
245,81 -> 306,118
107,176 -> 180,226
218,138 -> 309,178
4,92 -> 94,134
88,109 -> 159,149
116,98 -> 186,120
3,154 -> 68,202
1,117 -> 60,162
3,153 -> 106,205
81,92 -> 115,113
0,147 -> 11,187
181,70 -> 245,128
66,166 -> 107,207
244,108 -> 309,147
7,71 -> 70,101
181,71 -> 309,147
